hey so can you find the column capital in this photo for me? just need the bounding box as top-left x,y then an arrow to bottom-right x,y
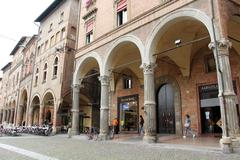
140,63 -> 157,74
98,75 -> 110,86
71,84 -> 84,92
208,38 -> 232,51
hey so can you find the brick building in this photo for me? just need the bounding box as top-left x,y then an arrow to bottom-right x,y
72,0 -> 240,152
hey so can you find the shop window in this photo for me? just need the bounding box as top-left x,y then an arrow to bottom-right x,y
205,54 -> 216,73
53,57 -> 58,78
117,0 -> 127,26
123,77 -> 132,89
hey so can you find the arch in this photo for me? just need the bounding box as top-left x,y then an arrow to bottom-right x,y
103,34 -> 145,76
19,89 -> 28,106
145,8 -> 218,64
42,89 -> 56,104
155,75 -> 182,135
73,51 -> 103,85
30,93 -> 41,106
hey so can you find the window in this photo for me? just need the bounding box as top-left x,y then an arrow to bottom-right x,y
117,0 -> 127,26
50,36 -> 55,47
205,54 -> 216,73
61,27 -> 66,40
86,20 -> 94,44
49,23 -> 53,32
35,68 -> 39,86
43,63 -> 47,83
86,31 -> 93,44
59,12 -> 64,23
56,31 -> 60,43
123,76 -> 132,89
41,44 -> 44,53
44,40 -> 49,51
53,57 -> 58,78
37,46 -> 41,55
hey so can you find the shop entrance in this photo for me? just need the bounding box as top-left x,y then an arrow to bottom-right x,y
199,84 -> 222,134
157,83 -> 175,134
118,95 -> 139,132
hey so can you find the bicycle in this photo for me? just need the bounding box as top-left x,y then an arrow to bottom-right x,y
87,127 -> 99,141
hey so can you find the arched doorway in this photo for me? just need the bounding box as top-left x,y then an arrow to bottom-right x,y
42,92 -> 55,125
30,96 -> 40,125
103,35 -> 144,134
157,83 -> 175,134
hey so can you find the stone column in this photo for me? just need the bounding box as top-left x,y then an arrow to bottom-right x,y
52,102 -> 58,134
13,106 -> 18,125
141,63 -> 157,143
39,103 -> 44,126
2,110 -> 6,123
209,39 -> 239,153
16,105 -> 23,126
98,76 -> 110,140
10,109 -> 14,124
71,84 -> 80,135
28,107 -> 33,126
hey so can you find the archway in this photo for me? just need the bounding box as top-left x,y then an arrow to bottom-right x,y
74,53 -> 102,134
30,95 -> 40,125
19,90 -> 28,126
156,76 -> 181,135
146,9 -> 217,136
103,35 -> 144,134
42,91 -> 55,125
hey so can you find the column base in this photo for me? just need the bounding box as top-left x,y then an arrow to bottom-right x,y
71,129 -> 79,136
220,137 -> 233,154
143,135 -> 157,143
98,133 -> 109,140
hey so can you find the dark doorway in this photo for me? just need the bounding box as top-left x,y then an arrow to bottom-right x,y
201,106 -> 222,134
157,84 -> 175,134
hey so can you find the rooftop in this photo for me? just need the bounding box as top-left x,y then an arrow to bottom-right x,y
34,0 -> 65,22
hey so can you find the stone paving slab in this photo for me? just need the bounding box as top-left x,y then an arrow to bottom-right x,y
0,135 -> 240,160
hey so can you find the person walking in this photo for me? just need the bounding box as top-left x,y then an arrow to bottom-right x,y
139,115 -> 144,136
183,114 -> 195,138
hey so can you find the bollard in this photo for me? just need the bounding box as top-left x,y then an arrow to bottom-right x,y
68,128 -> 72,138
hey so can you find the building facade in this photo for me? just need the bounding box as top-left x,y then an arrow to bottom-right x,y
0,0 -> 239,153
29,0 -> 79,133
73,0 -> 240,152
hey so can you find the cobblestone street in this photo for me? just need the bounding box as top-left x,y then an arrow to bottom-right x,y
0,135 -> 240,160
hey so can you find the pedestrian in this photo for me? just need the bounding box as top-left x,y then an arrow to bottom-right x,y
183,114 -> 195,138
112,118 -> 119,134
139,115 -> 144,135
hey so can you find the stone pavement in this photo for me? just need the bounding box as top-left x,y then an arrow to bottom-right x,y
0,134 -> 239,160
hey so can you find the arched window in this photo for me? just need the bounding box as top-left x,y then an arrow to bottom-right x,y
35,68 -> 39,86
43,63 -> 47,83
53,57 -> 58,78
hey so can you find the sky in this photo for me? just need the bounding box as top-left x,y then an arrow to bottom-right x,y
0,0 -> 54,78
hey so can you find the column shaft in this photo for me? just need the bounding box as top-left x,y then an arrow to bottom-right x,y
141,63 -> 157,143
39,104 -> 44,126
98,76 -> 110,140
71,84 -> 80,135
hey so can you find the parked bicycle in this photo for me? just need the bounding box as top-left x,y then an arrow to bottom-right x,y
86,127 -> 99,140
